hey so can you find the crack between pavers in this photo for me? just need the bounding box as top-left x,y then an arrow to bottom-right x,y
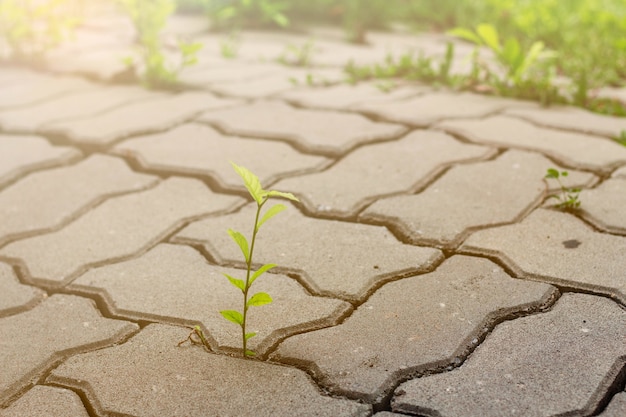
502,112 -> 626,141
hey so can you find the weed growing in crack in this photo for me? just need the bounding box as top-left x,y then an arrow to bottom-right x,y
278,38 -> 315,67
616,130 -> 626,147
545,168 -> 581,210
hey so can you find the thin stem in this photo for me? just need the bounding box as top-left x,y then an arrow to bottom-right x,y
241,198 -> 265,357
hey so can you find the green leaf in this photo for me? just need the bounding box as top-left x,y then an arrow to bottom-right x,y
249,263 -> 277,286
223,273 -> 245,292
245,349 -> 256,356
476,23 -> 501,53
262,190 -> 299,202
220,310 -> 243,325
247,292 -> 273,307
257,204 -> 286,231
227,229 -> 249,263
245,332 -> 257,340
447,27 -> 482,45
230,161 -> 264,204
272,12 -> 289,28
545,168 -> 559,179
517,41 -> 545,78
561,171 -> 569,177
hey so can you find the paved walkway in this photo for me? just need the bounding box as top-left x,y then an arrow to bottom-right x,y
1,8 -> 626,417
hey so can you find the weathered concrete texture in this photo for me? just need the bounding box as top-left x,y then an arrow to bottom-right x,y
273,130 -> 493,218
0,263 -> 44,317
0,385 -> 90,417
280,83 -> 428,111
0,294 -> 138,407
0,135 -> 81,187
43,92 -> 241,146
45,46 -> 134,81
210,67 -> 345,99
174,202 -> 442,301
614,166 -> 626,179
392,293 -> 626,417
361,150 -> 595,247
198,100 -> 407,156
70,243 -> 351,356
505,105 -> 626,138
47,324 -> 372,417
0,75 -> 93,109
437,115 -> 626,171
0,155 -> 157,246
599,392 -> 626,417
357,92 -> 532,127
179,60 -> 282,86
0,178 -> 243,286
114,123 -> 329,190
0,85 -> 165,133
580,176 -> 626,234
461,209 -> 626,303
271,256 -> 557,403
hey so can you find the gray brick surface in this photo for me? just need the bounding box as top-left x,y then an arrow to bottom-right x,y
0,262 -> 44,317
0,294 -> 137,406
47,324 -> 372,417
271,256 -> 557,403
174,202 -> 443,301
392,294 -> 626,417
0,385 -> 90,417
0,178 -> 243,286
580,176 -> 626,234
0,75 -> 93,109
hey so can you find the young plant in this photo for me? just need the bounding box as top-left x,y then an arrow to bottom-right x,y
615,130 -> 626,147
278,39 -> 315,67
208,0 -> 290,31
545,168 -> 581,210
220,31 -> 240,59
220,162 -> 298,358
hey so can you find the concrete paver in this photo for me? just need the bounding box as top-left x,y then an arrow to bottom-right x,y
114,123 -> 330,190
198,100 -> 407,156
43,92 -> 241,146
0,385 -> 90,417
0,155 -> 157,246
580,176 -> 626,234
47,324 -> 372,417
599,392 -> 626,417
361,150 -> 595,247
392,293 -> 626,417
0,294 -> 138,406
437,115 -> 626,171
70,243 -> 351,356
174,202 -> 443,301
0,178 -> 243,286
0,85 -> 165,133
0,262 -> 44,317
273,130 -> 493,218
505,105 -> 626,137
0,75 -> 93,109
357,91 -> 533,126
0,135 -> 81,187
271,256 -> 557,404
461,209 -> 626,303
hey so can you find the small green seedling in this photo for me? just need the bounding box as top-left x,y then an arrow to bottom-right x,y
545,168 -> 581,209
221,162 -> 298,357
615,130 -> 626,147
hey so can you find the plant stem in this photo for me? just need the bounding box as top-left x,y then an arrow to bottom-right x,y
241,198 -> 265,357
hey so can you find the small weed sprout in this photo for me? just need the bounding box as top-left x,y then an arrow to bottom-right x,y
615,130 -> 626,147
222,162 -> 298,358
278,39 -> 315,67
545,168 -> 581,210
220,31 -> 239,59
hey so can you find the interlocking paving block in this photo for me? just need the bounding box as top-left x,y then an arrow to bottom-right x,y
0,294 -> 138,407
0,178 -> 243,286
0,135 -> 81,187
0,75 -> 93,109
438,115 -> 626,171
356,91 -> 532,127
392,293 -> 626,417
614,166 -> 626,178
598,392 -> 626,417
0,385 -> 90,417
0,68 -> 43,87
198,101 -> 407,156
71,244 -> 351,356
0,85 -> 165,132
361,150 -> 596,247
461,209 -> 626,303
580,176 -> 626,234
596,86 -> 626,104
45,46 -> 134,81
47,324 -> 372,417
271,256 -> 557,404
114,123 -> 329,190
505,105 -> 626,137
179,60 -> 282,86
0,262 -> 44,317
279,83 -> 429,111
0,154 -> 157,246
174,202 -> 443,301
210,67 -> 345,99
273,130 -> 493,218
44,92 -> 241,146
